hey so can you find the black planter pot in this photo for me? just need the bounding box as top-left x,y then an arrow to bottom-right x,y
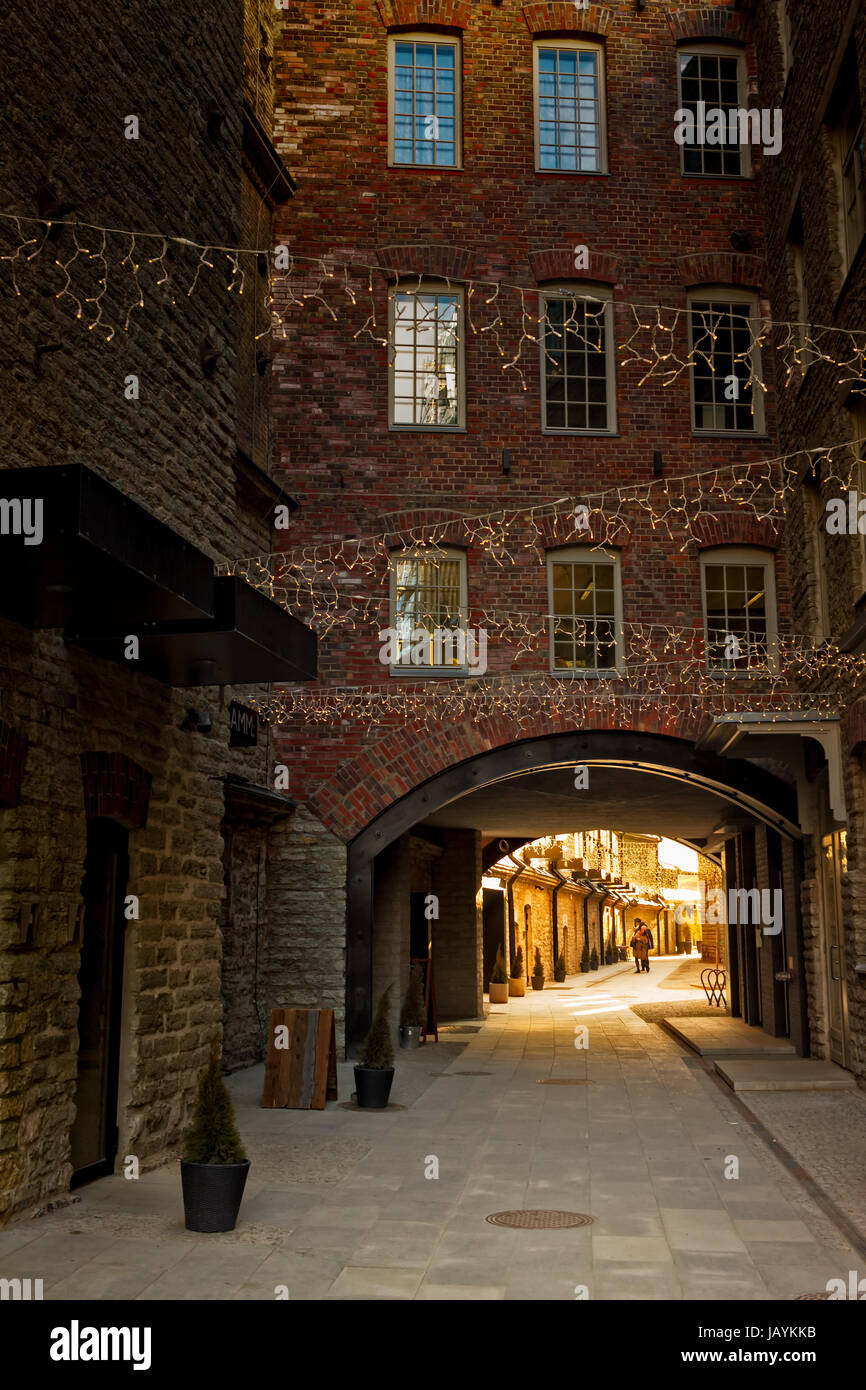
354,1066 -> 395,1109
580,961 -> 590,973
181,1158 -> 250,1233
554,972 -> 566,983
531,975 -> 544,990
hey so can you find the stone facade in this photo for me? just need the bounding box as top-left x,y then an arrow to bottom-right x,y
0,1 -> 317,1224
752,0 -> 866,1078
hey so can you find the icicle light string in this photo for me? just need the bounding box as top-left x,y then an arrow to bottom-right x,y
3,213 -> 866,394
251,682 -> 840,735
218,440 -> 866,635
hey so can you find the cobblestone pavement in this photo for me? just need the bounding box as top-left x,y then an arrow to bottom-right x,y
0,957 -> 860,1301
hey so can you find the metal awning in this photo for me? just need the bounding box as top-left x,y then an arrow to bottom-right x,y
2,464 -> 317,688
696,710 -> 843,829
67,576 -> 317,686
0,464 -> 213,628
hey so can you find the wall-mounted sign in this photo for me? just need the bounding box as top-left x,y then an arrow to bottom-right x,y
228,701 -> 258,747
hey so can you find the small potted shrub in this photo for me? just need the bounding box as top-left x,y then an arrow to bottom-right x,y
354,985 -> 395,1109
489,946 -> 509,1004
617,945 -> 627,962
399,965 -> 425,1047
181,1048 -> 250,1233
580,945 -> 590,973
531,947 -> 544,990
553,951 -> 567,983
605,946 -> 617,966
509,946 -> 526,997
589,948 -> 599,971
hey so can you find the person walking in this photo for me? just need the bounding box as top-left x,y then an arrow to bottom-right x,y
630,921 -> 651,974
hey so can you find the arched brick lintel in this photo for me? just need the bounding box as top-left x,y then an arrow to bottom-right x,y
666,6 -> 751,46
304,710 -> 798,843
676,252 -> 764,291
0,720 -> 27,808
80,752 -> 152,829
522,3 -> 614,38
692,517 -> 779,549
377,243 -> 476,282
529,247 -> 619,285
376,1 -> 473,31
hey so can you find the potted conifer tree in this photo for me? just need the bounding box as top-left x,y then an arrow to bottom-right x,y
181,1047 -> 250,1233
354,984 -> 395,1108
589,947 -> 599,970
531,947 -> 545,990
399,964 -> 425,1048
554,950 -> 567,983
580,944 -> 590,973
489,945 -> 509,1004
508,945 -> 525,996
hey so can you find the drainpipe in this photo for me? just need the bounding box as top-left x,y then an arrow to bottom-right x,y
503,849 -> 527,969
549,863 -> 569,966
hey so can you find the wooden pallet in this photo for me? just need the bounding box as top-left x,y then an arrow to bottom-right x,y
261,1008 -> 338,1110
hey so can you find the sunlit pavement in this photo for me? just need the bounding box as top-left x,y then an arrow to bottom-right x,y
0,955 -> 856,1300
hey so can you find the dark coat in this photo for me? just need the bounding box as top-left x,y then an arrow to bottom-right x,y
630,931 -> 650,961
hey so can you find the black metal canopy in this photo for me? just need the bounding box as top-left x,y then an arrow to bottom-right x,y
1,464 -> 317,688
0,464 -> 213,629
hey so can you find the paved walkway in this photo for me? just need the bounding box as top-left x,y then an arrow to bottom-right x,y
0,957 -> 860,1300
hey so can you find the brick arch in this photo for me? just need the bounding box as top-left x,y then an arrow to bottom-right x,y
311,705 -> 762,841
0,720 -> 27,808
676,252 -> 764,291
376,0 -> 472,29
522,3 -> 614,38
342,722 -> 801,1043
692,517 -> 779,549
529,247 -> 619,285
666,6 -> 751,46
376,243 -> 476,282
80,752 -> 151,829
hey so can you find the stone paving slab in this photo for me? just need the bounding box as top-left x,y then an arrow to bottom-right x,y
0,958 -> 859,1301
665,1017 -> 796,1056
714,1058 -> 857,1091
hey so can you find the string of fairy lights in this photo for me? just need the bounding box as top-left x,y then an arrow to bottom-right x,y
3,212 -> 866,396
4,211 -> 865,730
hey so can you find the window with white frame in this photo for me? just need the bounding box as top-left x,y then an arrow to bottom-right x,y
389,35 -> 460,167
390,283 -> 464,428
700,548 -> 777,673
547,548 -> 622,673
678,46 -> 747,177
534,40 -> 607,173
540,285 -> 616,433
389,547 -> 468,670
688,289 -> 763,433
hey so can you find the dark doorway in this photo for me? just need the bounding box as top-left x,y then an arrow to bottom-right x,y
70,818 -> 130,1186
482,888 -> 506,984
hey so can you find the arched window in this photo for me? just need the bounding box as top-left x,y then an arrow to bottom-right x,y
687,287 -> 764,434
546,546 -> 623,675
700,547 -> 778,673
539,284 -> 616,434
388,34 -> 461,168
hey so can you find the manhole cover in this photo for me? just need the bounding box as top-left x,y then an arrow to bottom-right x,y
487,1209 -> 594,1229
794,1292 -> 832,1300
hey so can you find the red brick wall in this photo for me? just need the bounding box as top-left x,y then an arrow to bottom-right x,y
271,0 -> 782,837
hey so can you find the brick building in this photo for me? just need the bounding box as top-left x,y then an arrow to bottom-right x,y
265,1 -> 820,1061
751,0 -> 866,1076
0,1 -> 316,1223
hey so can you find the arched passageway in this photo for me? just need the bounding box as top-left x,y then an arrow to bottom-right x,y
346,730 -> 805,1051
